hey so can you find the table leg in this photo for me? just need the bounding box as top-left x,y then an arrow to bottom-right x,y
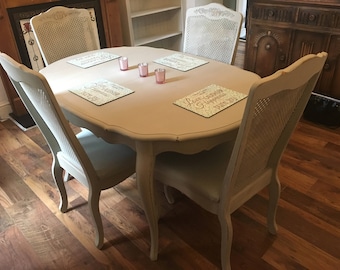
136,141 -> 159,261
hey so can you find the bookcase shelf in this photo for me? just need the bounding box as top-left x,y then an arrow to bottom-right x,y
119,0 -> 183,50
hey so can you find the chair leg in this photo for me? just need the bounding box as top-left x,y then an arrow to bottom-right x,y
219,212 -> 233,270
267,174 -> 281,235
52,158 -> 68,213
88,187 -> 104,249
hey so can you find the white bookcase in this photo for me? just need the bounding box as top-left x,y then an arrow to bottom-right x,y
118,0 -> 183,50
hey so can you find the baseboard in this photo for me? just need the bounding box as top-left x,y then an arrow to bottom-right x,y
0,102 -> 12,122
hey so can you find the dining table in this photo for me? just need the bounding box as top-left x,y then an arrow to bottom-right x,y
40,46 -> 260,260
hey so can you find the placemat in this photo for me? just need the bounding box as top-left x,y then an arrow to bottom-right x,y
69,79 -> 134,106
154,53 -> 208,71
174,84 -> 247,118
67,52 -> 119,68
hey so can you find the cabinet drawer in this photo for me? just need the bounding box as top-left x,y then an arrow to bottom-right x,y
251,4 -> 296,23
296,8 -> 340,28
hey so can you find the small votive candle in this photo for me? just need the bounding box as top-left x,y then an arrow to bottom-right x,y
155,68 -> 166,84
138,62 -> 148,77
119,56 -> 128,71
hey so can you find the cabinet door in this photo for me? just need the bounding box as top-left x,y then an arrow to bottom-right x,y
290,30 -> 332,97
318,35 -> 340,99
245,26 -> 292,77
289,30 -> 328,63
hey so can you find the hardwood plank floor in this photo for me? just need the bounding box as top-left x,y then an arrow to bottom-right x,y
0,42 -> 339,269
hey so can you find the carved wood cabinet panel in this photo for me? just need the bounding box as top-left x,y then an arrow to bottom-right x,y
245,0 -> 340,99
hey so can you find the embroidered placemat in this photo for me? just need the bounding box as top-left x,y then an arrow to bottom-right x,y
69,79 -> 134,106
154,53 -> 208,72
174,84 -> 247,118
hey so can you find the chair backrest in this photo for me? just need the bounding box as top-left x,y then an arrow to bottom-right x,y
183,3 -> 242,64
0,52 -> 97,186
225,52 -> 328,212
30,6 -> 101,66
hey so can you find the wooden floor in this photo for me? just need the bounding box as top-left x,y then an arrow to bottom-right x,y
1,42 -> 340,269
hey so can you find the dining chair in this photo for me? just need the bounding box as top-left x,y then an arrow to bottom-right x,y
183,3 -> 243,65
0,52 -> 136,249
154,52 -> 327,270
30,6 -> 101,66
30,5 -> 102,181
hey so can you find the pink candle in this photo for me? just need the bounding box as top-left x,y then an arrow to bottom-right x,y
155,68 -> 166,84
119,56 -> 128,71
138,62 -> 148,77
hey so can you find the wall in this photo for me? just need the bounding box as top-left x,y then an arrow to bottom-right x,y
224,0 -> 236,9
185,0 -> 237,8
0,77 -> 12,121
185,0 -> 223,10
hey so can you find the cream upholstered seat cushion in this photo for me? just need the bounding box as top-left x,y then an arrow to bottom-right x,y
156,143 -> 232,205
76,129 -> 135,183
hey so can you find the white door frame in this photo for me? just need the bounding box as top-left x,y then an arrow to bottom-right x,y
236,0 -> 247,38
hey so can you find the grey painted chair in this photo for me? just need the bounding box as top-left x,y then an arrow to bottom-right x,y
30,6 -> 100,65
30,5 -> 102,181
183,3 -> 243,64
0,52 -> 136,249
154,52 -> 327,270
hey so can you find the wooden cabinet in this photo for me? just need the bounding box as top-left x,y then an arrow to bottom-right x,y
245,0 -> 340,99
0,0 -> 123,118
118,0 -> 183,50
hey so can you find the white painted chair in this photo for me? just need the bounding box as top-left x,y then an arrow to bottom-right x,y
30,6 -> 100,65
154,52 -> 327,269
0,52 -> 136,249
183,3 -> 243,64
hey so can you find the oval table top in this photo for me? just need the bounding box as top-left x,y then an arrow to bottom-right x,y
40,46 -> 260,142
